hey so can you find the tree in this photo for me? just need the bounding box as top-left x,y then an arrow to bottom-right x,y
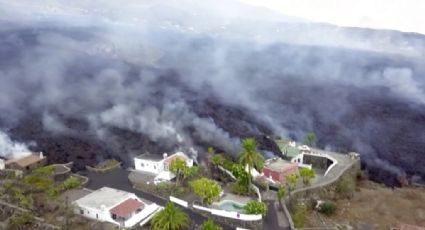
243,201 -> 268,216
285,173 -> 299,191
239,138 -> 264,190
299,168 -> 315,185
200,219 -> 223,230
169,158 -> 187,186
305,132 -> 316,146
190,177 -> 221,205
211,154 -> 226,166
151,202 -> 189,230
277,185 -> 286,210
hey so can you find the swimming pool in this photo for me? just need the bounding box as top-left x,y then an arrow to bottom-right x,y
217,200 -> 245,212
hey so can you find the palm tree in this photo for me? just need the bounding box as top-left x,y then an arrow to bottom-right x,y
239,138 -> 264,190
151,202 -> 189,230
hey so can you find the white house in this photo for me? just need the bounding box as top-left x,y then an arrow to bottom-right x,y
74,187 -> 162,228
134,152 -> 194,183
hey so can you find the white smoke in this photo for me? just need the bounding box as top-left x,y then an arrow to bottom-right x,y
0,131 -> 31,159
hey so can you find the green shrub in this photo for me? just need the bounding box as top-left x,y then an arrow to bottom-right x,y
32,165 -> 55,176
292,203 -> 307,228
230,182 -> 250,196
8,212 -> 34,228
319,201 -> 336,216
243,201 -> 268,215
63,177 -> 81,190
22,175 -> 53,191
336,176 -> 355,199
200,219 -> 223,230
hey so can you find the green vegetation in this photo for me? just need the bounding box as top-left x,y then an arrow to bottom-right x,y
229,164 -> 251,195
305,132 -> 316,146
318,201 -> 337,216
243,201 -> 268,215
299,167 -> 315,185
170,158 -> 187,186
239,138 -> 264,190
200,219 -> 223,230
22,175 -> 54,191
277,185 -> 286,210
170,158 -> 199,187
95,159 -> 119,169
151,202 -> 189,230
335,175 -> 355,199
190,177 -> 221,205
32,165 -> 55,176
156,182 -> 186,196
211,154 -> 226,166
8,211 -> 34,229
63,177 -> 81,190
292,203 -> 307,228
285,173 -> 299,191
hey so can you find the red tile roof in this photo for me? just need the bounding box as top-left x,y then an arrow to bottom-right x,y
110,198 -> 144,218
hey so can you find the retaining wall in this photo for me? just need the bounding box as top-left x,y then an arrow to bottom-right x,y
284,159 -> 361,229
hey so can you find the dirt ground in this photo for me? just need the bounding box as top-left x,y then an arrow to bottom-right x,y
307,180 -> 425,229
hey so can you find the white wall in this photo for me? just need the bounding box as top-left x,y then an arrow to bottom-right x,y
75,206 -> 119,226
0,159 -> 4,170
75,194 -> 154,228
124,203 -> 161,227
192,205 -> 262,221
134,158 -> 164,174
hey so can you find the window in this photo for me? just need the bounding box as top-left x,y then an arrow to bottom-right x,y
80,209 -> 84,215
141,162 -> 144,167
112,214 -> 117,220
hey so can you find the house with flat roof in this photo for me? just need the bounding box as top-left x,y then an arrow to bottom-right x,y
74,187 -> 162,228
5,152 -> 46,173
262,158 -> 298,184
134,152 -> 194,184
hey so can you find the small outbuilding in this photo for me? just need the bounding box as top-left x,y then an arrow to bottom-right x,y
262,158 -> 298,184
5,152 -> 47,173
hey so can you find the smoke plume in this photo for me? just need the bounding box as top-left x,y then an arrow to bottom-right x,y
0,0 -> 424,185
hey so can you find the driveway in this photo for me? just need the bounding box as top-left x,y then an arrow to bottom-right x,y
82,169 -> 235,230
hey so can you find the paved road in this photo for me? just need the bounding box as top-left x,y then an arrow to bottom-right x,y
82,169 -> 235,230
263,200 -> 289,230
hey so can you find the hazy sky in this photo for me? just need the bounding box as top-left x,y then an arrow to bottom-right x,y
239,0 -> 425,35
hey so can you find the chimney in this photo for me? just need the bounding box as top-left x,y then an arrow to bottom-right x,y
39,152 -> 44,159
163,153 -> 168,159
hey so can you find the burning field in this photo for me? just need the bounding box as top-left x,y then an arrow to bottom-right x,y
0,0 -> 425,186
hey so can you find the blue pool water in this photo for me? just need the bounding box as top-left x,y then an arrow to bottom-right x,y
218,200 -> 245,212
